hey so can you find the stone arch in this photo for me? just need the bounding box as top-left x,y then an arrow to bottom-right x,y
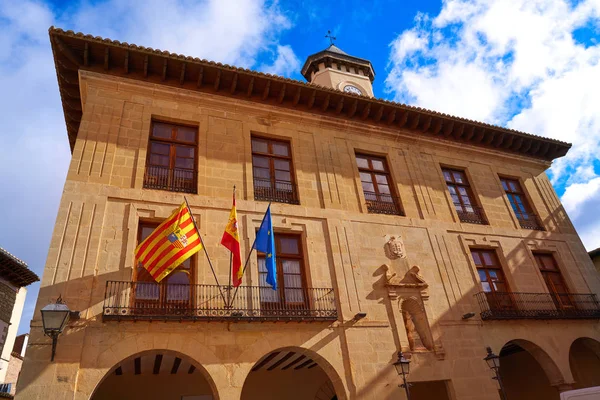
89,349 -> 220,400
240,346 -> 347,400
499,339 -> 566,400
400,296 -> 434,351
569,337 -> 600,389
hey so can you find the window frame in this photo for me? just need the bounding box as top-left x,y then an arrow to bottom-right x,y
499,176 -> 543,230
533,252 -> 573,309
257,232 -> 308,309
144,121 -> 199,194
251,135 -> 299,204
355,152 -> 403,215
442,167 -> 487,224
470,248 -> 514,311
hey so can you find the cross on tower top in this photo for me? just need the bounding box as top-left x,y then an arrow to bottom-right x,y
325,30 -> 336,45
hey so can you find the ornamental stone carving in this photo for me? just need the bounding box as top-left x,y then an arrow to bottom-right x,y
384,235 -> 407,260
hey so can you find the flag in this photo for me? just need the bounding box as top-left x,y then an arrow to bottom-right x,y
221,192 -> 243,287
255,205 -> 277,290
134,202 -> 203,282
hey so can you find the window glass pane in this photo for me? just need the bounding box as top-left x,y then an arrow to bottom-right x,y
356,157 -> 369,169
141,226 -> 156,241
253,167 -> 271,180
279,238 -> 299,254
452,171 -> 464,183
166,272 -> 190,301
151,142 -> 170,155
464,204 -> 474,213
282,260 -> 301,274
149,155 -> 170,166
258,258 -> 267,273
378,184 -> 391,195
481,282 -> 492,292
509,181 -> 519,192
375,174 -> 389,185
152,123 -> 172,139
275,170 -> 291,182
458,187 -> 468,196
175,158 -> 194,169
176,146 -> 194,158
176,126 -> 196,143
253,156 -> 269,169
451,194 -> 461,205
274,159 -> 290,171
448,186 -> 457,194
272,142 -> 289,156
371,159 -> 385,171
284,274 -> 302,288
252,139 -> 268,153
179,258 -> 191,270
360,172 -> 373,183
501,180 -> 509,191
362,182 -> 375,193
136,281 -> 160,300
482,252 -> 494,266
260,284 -> 279,302
477,269 -> 487,281
275,181 -> 293,191
461,195 -> 472,205
488,270 -> 498,280
443,171 -> 453,182
285,288 -> 304,303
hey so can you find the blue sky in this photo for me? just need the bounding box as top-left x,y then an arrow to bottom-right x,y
1,0 -> 600,335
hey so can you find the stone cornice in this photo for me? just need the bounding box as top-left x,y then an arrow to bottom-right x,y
49,27 -> 571,162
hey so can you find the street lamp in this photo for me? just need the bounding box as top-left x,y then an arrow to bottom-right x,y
393,351 -> 411,399
484,346 -> 507,400
40,296 -> 71,361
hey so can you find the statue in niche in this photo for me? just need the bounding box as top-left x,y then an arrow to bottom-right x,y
401,298 -> 434,351
384,235 -> 407,260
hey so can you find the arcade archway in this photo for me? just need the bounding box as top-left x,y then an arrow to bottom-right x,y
569,337 -> 600,389
90,349 -> 218,400
241,347 -> 345,400
499,339 -> 563,400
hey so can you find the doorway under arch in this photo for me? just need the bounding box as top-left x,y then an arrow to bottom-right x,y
499,339 -> 563,400
569,337 -> 600,389
241,347 -> 344,400
90,349 -> 218,400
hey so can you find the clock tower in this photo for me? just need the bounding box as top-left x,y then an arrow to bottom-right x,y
301,44 -> 375,97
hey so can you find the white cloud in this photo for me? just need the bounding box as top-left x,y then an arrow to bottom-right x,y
260,44 -> 300,76
385,0 -> 600,250
562,177 -> 600,250
0,0 -> 297,335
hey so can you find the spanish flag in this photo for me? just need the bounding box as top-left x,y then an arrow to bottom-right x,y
221,192 -> 242,287
135,203 -> 203,282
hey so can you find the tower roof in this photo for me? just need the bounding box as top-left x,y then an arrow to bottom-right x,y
301,44 -> 375,82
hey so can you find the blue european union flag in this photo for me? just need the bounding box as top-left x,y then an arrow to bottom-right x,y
255,205 -> 277,290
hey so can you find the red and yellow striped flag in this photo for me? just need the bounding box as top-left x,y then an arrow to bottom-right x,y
134,203 -> 203,282
221,193 -> 242,287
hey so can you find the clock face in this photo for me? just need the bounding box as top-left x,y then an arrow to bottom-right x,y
343,85 -> 363,95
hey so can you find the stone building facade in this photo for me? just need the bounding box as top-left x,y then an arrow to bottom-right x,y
16,28 -> 600,400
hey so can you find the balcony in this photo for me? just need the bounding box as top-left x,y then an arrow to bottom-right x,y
102,281 -> 337,322
517,214 -> 544,231
253,178 -> 299,205
475,291 -> 600,320
143,165 -> 197,194
455,205 -> 487,225
363,192 -> 402,216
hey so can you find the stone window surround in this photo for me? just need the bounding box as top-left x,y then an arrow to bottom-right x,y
497,173 -> 544,230
438,162 -> 488,225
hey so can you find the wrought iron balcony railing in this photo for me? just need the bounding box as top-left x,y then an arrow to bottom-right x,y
363,191 -> 403,216
517,214 -> 544,231
253,178 -> 299,204
455,204 -> 487,225
143,165 -> 197,194
475,291 -> 600,320
103,281 -> 337,322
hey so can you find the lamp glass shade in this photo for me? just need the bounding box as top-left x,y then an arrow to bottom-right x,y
484,347 -> 500,371
41,302 -> 70,334
393,352 -> 410,376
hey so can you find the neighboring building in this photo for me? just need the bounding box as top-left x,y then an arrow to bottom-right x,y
16,27 -> 600,400
590,248 -> 600,275
0,249 -> 38,398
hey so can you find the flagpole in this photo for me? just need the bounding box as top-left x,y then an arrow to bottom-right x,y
229,202 -> 270,305
184,196 -> 228,306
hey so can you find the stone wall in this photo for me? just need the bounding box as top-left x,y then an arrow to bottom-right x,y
16,71 -> 600,400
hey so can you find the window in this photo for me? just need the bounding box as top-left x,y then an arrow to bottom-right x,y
144,121 -> 198,193
533,253 -> 573,309
134,223 -> 195,313
258,233 -> 306,310
500,178 -> 543,230
442,168 -> 486,224
251,136 -> 299,204
471,249 -> 513,310
356,153 -> 402,215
